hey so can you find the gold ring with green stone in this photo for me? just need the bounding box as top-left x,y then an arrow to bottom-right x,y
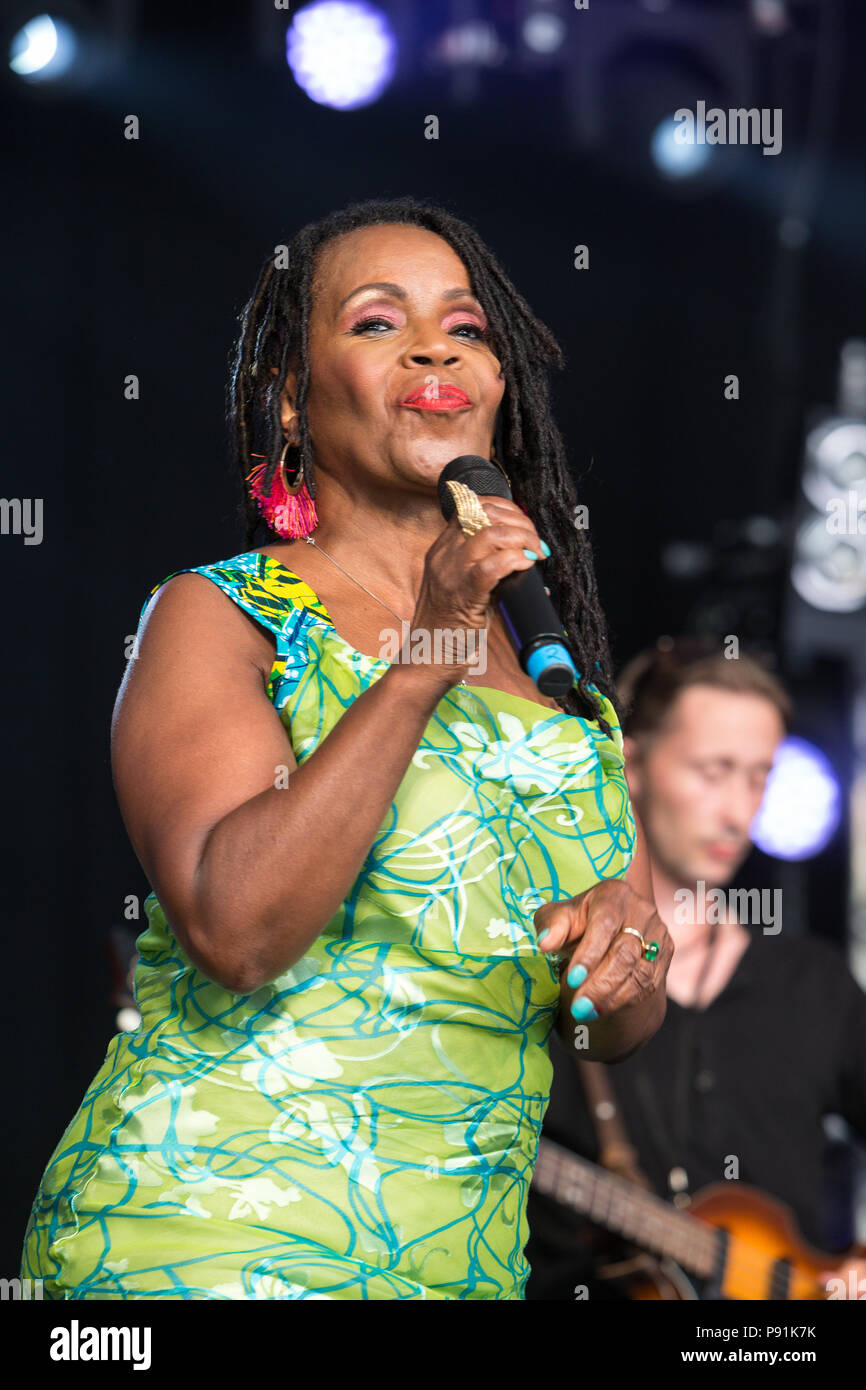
621,926 -> 660,963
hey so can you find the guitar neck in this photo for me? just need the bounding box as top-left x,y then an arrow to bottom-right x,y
533,1136 -> 722,1280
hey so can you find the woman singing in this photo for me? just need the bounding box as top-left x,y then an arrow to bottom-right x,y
22,196 -> 671,1300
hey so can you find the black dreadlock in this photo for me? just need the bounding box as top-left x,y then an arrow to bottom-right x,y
226,196 -> 619,734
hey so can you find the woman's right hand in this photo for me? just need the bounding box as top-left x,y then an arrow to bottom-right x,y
404,495 -> 549,688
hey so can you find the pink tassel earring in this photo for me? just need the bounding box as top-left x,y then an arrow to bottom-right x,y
246,439 -> 318,539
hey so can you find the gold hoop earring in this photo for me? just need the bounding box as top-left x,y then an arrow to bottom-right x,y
246,432 -> 317,539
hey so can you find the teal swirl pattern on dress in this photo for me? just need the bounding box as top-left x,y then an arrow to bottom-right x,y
20,550 -> 635,1300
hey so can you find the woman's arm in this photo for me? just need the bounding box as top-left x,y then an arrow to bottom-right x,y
623,809 -> 655,903
112,573 -> 453,994
549,811 -> 671,1062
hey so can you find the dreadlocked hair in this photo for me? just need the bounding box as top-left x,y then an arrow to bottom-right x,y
226,195 -> 619,736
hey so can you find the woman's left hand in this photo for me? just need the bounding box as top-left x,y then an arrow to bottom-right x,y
534,878 -> 673,1060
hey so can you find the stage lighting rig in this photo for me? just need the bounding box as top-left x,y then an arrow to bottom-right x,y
787,340 -> 866,629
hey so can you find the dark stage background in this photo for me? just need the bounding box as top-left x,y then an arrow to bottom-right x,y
3,0 -> 866,1276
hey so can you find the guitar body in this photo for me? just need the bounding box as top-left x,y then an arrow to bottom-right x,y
682,1183 -> 831,1300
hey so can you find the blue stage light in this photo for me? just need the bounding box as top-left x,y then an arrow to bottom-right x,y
286,1 -> 397,111
522,13 -> 566,56
9,14 -> 78,81
650,113 -> 713,180
751,735 -> 842,860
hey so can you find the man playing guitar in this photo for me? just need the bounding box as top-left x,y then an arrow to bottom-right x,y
526,638 -> 866,1300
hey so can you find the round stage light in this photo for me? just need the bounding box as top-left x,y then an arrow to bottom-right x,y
751,735 -> 842,860
801,418 -> 866,512
115,1006 -> 141,1034
522,13 -> 566,55
791,511 -> 866,613
650,113 -> 713,179
9,13 -> 77,81
286,1 -> 397,111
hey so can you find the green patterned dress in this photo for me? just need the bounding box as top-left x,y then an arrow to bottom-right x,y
21,550 -> 635,1300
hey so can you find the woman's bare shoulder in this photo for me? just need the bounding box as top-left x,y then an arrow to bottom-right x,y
131,570 -> 277,692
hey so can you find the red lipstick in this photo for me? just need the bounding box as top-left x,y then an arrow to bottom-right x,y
401,383 -> 472,412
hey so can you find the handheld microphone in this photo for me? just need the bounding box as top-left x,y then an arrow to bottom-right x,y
437,455 -> 578,697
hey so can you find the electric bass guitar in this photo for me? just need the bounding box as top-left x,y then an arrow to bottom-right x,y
532,1136 -> 860,1300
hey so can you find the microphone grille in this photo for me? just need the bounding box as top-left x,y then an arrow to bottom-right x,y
437,455 -> 512,520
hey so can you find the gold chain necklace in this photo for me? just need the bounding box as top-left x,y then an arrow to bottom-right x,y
304,535 -> 469,687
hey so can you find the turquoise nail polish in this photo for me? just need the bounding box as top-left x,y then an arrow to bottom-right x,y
567,963 -> 587,988
571,996 -> 597,1021
539,540 -> 551,558
523,548 -> 538,561
536,928 -> 550,946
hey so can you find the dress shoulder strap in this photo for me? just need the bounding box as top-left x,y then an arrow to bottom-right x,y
138,550 -> 332,637
136,552 -> 334,709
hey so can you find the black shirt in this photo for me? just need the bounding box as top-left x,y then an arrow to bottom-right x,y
525,929 -> 866,1299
